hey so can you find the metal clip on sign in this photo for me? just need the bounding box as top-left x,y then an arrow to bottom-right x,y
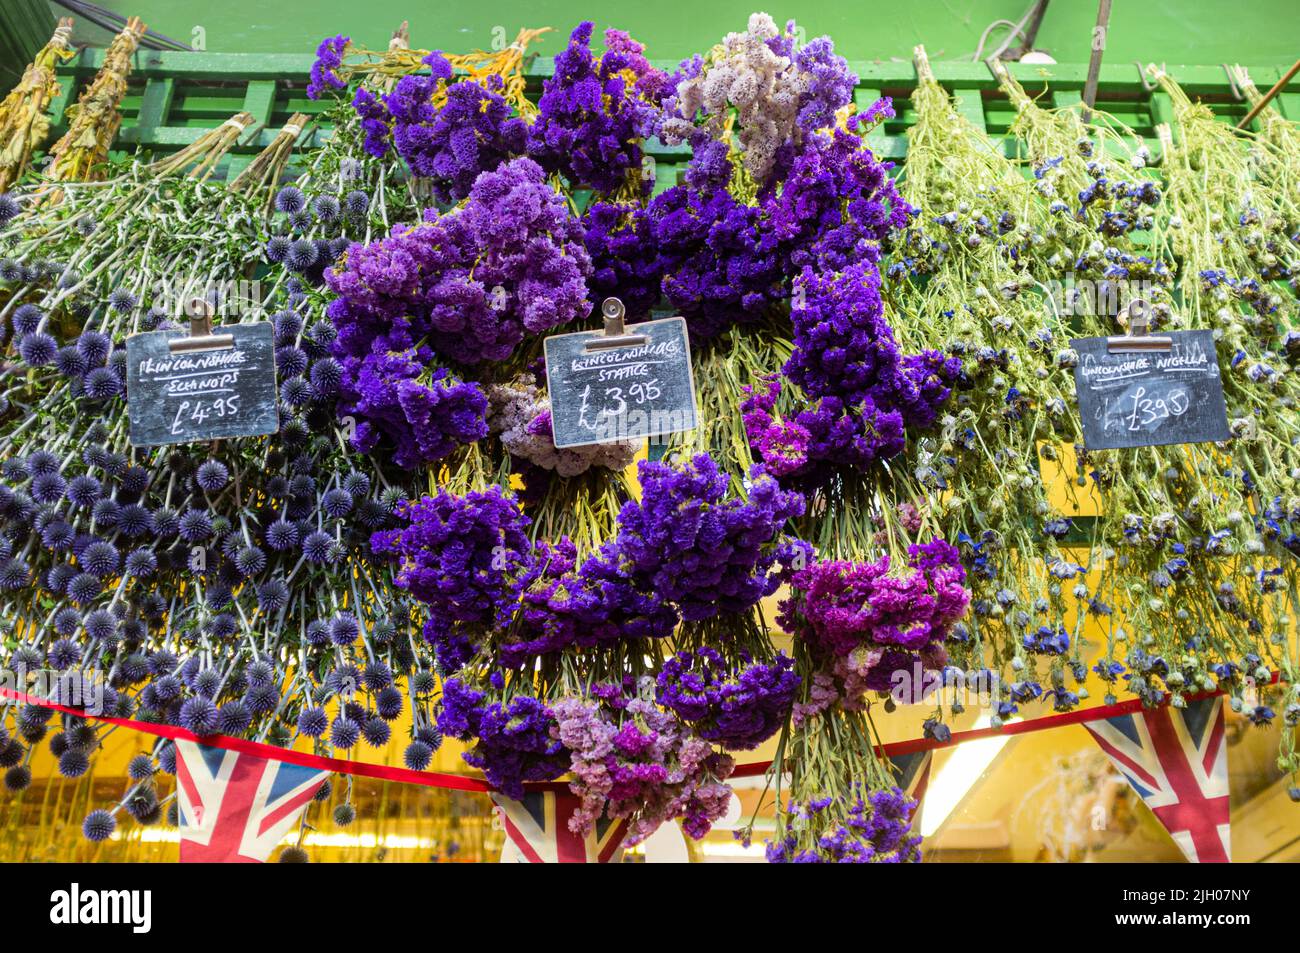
583,297 -> 649,351
168,300 -> 234,354
1107,299 -> 1172,353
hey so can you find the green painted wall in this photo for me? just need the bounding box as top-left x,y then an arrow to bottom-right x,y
85,1 -> 1300,65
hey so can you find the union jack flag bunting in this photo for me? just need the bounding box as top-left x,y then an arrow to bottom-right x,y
1084,696 -> 1230,863
492,791 -> 630,863
175,740 -> 328,863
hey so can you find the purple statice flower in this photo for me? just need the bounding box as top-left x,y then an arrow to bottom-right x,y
327,157 -> 591,366
386,52 -> 527,203
792,34 -> 858,134
552,686 -> 735,844
783,262 -> 902,405
612,454 -> 806,620
742,378 -> 906,490
767,784 -> 922,863
646,180 -> 783,340
307,35 -> 349,100
580,201 -> 662,321
656,647 -> 800,750
500,538 -> 679,667
370,486 -> 531,662
602,29 -> 667,101
460,694 -> 569,799
779,540 -> 970,702
528,22 -> 661,196
352,87 -> 393,159
336,346 -> 488,469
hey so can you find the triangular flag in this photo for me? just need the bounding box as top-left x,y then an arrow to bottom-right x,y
492,790 -> 629,863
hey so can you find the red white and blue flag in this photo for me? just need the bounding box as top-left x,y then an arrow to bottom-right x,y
1084,696 -> 1230,863
491,791 -> 630,863
175,740 -> 328,862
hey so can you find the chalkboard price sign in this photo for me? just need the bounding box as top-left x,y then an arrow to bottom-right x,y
543,316 -> 698,449
1071,329 -> 1231,450
125,323 -> 279,447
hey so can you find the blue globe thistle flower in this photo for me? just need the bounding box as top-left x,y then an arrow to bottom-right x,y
297,706 -> 329,738
264,519 -> 300,552
288,211 -> 312,231
107,288 -> 137,313
328,612 -> 359,645
309,357 -> 342,396
76,331 -> 111,365
90,498 -> 120,527
152,675 -> 182,703
179,697 -> 220,735
116,505 -> 151,537
275,186 -> 307,215
25,450 -> 58,475
40,519 -> 75,550
361,715 -> 390,747
127,754 -> 156,781
329,715 -> 360,749
55,345 -> 88,378
313,195 -> 340,222
266,235 -> 291,263
321,487 -> 353,517
157,743 -> 176,774
149,508 -> 180,538
286,239 -> 318,271
414,724 -> 442,749
375,686 -> 403,721
255,579 -> 290,612
333,803 -> 356,826
65,474 -> 103,508
410,670 -> 437,696
195,460 -> 230,492
343,190 -> 369,217
276,346 -> 308,378
124,548 -> 157,578
12,303 -> 43,335
30,472 -> 66,504
305,620 -> 329,647
280,376 -> 312,406
83,367 -> 122,400
403,741 -> 433,771
47,639 -> 82,670
302,530 -> 334,564
147,649 -> 178,677
53,606 -> 82,635
4,765 -> 31,791
192,669 -> 221,698
67,571 -> 102,604
58,748 -> 91,778
82,609 -> 117,641
81,809 -> 116,842
216,701 -> 252,734
178,508 -> 214,542
244,683 -> 279,714
118,464 -> 147,494
18,332 -> 56,366
80,540 -> 120,578
233,545 -> 267,577
361,662 -> 392,692
244,659 -> 274,688
272,309 -> 303,342
0,193 -> 20,223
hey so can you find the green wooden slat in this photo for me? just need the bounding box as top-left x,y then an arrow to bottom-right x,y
226,80 -> 278,177
136,78 -> 176,138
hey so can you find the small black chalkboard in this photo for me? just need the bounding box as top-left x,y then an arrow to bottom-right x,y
543,317 -> 698,448
125,323 -> 279,447
1071,329 -> 1231,450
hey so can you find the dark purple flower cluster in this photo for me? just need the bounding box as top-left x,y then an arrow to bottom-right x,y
435,679 -> 568,799
327,157 -> 591,367
656,647 -> 799,749
385,53 -> 528,203
370,486 -> 531,668
580,202 -> 663,320
743,261 -> 959,488
307,35 -> 349,100
766,784 -> 921,863
528,23 -> 662,196
778,540 -> 969,699
335,346 -> 488,469
352,88 -> 393,159
613,454 -> 806,620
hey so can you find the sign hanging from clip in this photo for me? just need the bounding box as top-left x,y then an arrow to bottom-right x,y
125,299 -> 279,447
1107,298 -> 1172,353
543,297 -> 698,449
